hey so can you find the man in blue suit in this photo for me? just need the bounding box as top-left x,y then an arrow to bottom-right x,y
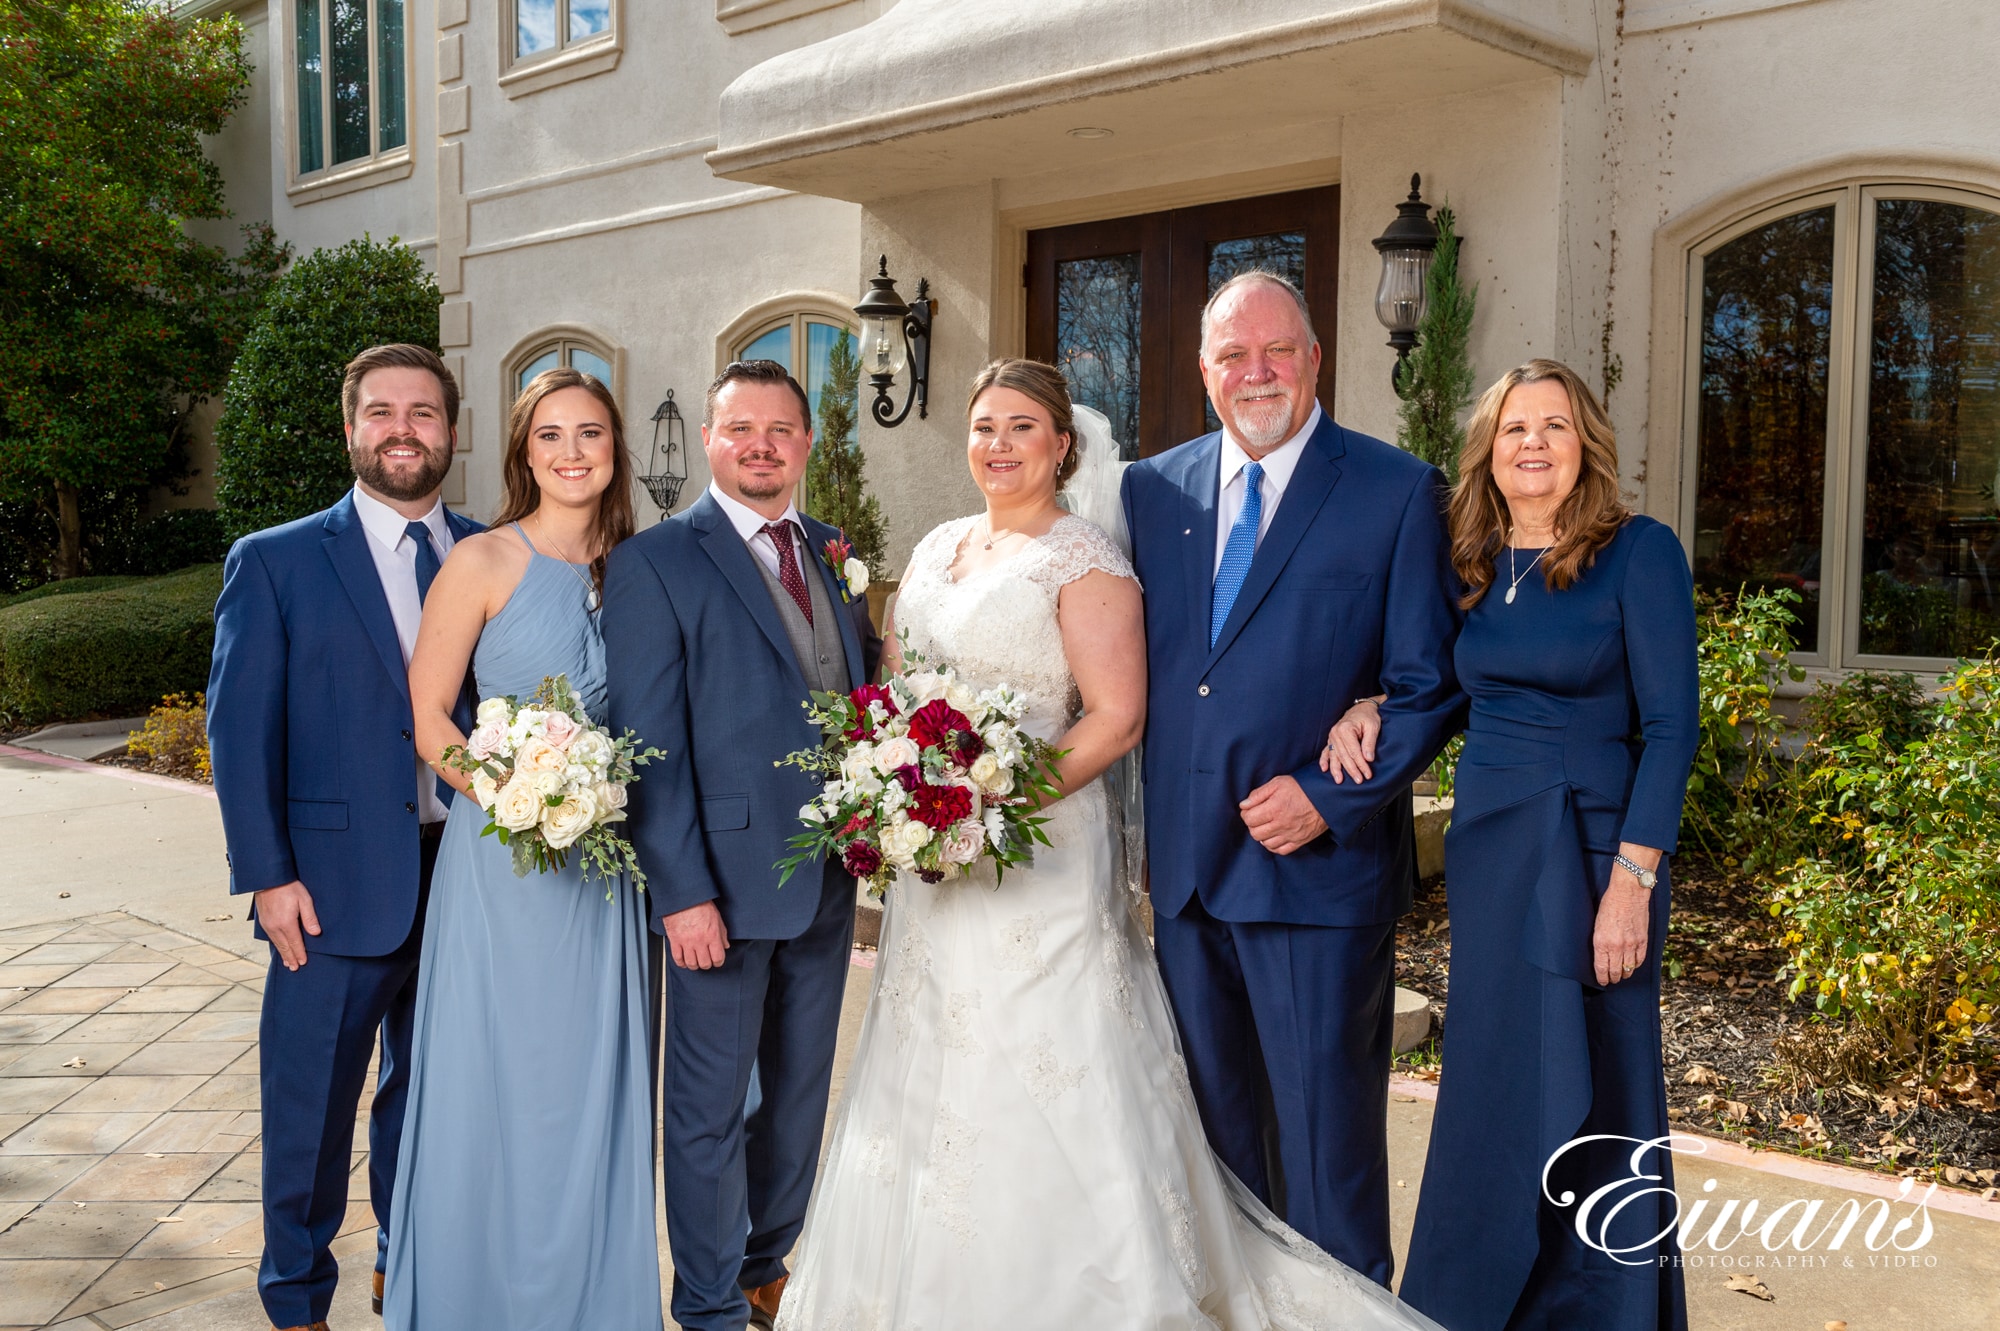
603,360 -> 881,1331
208,344 -> 479,1331
1122,273 -> 1464,1286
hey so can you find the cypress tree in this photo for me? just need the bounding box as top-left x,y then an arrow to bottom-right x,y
1395,205 -> 1477,483
805,331 -> 888,576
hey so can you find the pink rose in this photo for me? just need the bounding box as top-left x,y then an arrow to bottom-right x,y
540,710 -> 582,751
941,819 -> 985,865
466,720 -> 507,760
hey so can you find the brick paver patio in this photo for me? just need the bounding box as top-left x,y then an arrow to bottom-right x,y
0,912 -> 376,1330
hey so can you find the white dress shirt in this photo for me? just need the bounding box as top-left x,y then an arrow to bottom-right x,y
708,482 -> 812,584
1214,402 -> 1323,578
351,483 -> 455,823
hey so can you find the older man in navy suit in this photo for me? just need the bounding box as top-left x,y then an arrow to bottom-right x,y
1122,273 -> 1464,1286
603,360 -> 881,1331
208,345 -> 479,1331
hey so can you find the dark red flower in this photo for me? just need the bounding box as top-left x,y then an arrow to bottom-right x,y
907,699 -> 972,752
917,867 -> 945,883
843,841 -> 883,877
839,811 -> 873,837
843,684 -> 899,741
906,780 -> 973,831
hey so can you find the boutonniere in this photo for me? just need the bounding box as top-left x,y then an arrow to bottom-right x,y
820,536 -> 870,603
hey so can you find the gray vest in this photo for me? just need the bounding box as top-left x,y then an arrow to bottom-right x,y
753,538 -> 852,694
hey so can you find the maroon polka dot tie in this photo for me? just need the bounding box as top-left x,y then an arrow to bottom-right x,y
762,521 -> 814,626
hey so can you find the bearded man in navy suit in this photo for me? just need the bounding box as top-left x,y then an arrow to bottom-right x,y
1121,273 -> 1464,1285
208,345 -> 479,1331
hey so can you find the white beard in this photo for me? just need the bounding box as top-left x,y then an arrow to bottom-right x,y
1232,395 -> 1294,451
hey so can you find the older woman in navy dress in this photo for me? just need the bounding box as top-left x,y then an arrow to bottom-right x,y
1326,360 -> 1698,1330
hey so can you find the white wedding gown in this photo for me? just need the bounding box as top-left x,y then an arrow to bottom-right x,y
779,514 -> 1442,1331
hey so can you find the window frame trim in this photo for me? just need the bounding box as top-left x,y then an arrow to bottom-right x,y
281,0 -> 414,198
499,0 -> 623,99
502,325 -> 628,442
1667,168 -> 2000,675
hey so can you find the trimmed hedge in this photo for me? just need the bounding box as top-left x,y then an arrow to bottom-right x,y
0,575 -> 147,612
0,564 -> 222,726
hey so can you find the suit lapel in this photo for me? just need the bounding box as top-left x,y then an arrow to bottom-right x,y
1179,435 -> 1222,644
801,515 -> 867,689
692,493 -> 810,693
1205,416 -> 1347,667
321,495 -> 413,702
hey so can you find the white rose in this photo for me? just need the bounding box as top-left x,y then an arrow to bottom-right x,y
904,670 -> 949,706
872,736 -> 921,773
840,741 -> 879,784
540,787 -> 599,849
940,819 -> 985,865
469,769 -> 501,810
967,752 -> 1003,790
567,729 -> 614,773
492,777 -> 543,832
529,769 -> 566,799
944,681 -> 978,716
514,736 -> 567,775
844,558 -> 870,596
881,816 -> 933,866
476,696 -> 511,726
593,779 -> 628,813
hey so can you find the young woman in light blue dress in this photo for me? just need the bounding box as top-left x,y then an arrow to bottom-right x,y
385,368 -> 661,1329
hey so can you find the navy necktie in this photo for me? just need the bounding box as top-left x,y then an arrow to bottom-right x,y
1211,460 -> 1265,647
405,520 -> 441,605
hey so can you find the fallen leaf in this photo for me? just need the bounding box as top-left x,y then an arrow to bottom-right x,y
61,1056 -> 86,1068
1826,1322 -> 1847,1330
1683,1065 -> 1725,1086
204,914 -> 234,922
153,1281 -> 165,1291
57,890 -> 70,898
145,1152 -> 164,1159
1724,1273 -> 1774,1301
1984,1187 -> 1997,1203
1696,970 -> 1721,984
1396,1180 -> 1406,1188
1945,1165 -> 1966,1185
153,1216 -> 183,1223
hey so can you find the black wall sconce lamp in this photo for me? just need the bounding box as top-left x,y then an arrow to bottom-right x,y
639,390 -> 687,519
852,255 -> 935,429
1371,174 -> 1440,391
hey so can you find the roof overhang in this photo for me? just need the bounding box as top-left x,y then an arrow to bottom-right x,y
707,0 -> 1594,203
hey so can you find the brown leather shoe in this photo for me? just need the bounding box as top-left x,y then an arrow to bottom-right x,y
743,1274 -> 788,1330
373,1268 -> 384,1314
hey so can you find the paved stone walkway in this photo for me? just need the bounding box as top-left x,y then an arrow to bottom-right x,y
0,911 -> 376,1329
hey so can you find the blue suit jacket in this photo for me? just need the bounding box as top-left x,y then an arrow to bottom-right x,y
207,492 -> 482,957
601,492 -> 883,940
1122,413 -> 1466,927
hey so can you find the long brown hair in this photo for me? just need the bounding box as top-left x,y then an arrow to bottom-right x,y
493,368 -> 636,595
965,358 -> 1080,488
1448,358 -> 1629,608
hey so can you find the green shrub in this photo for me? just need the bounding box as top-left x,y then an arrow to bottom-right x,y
215,237 -> 440,542
0,564 -> 222,727
0,575 -> 148,611
1774,653 -> 2000,1075
98,509 -> 228,577
1682,586 -> 1806,868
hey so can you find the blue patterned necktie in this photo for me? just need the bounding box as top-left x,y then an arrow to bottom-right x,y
405,519 -> 441,605
1210,460 -> 1265,647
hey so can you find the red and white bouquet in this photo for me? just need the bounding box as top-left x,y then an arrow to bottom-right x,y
778,641 -> 1064,898
441,674 -> 662,895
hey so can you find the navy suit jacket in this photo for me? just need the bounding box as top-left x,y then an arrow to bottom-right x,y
1122,412 -> 1466,927
601,492 -> 883,940
207,492 -> 482,957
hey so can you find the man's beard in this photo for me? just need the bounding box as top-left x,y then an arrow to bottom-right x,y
1231,390 -> 1296,452
351,435 -> 452,501
734,455 -> 788,501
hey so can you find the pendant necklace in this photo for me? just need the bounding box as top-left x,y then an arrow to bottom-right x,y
1505,535 -> 1549,605
534,514 -> 602,612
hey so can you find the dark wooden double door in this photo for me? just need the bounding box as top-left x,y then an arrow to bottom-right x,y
1026,185 -> 1338,460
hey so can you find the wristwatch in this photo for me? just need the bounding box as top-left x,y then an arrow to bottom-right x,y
1613,852 -> 1657,890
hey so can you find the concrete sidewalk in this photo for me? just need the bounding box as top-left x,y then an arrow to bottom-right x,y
4,748 -> 1997,1330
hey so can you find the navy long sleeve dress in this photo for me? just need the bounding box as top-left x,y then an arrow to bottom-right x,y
1400,515 -> 1699,1331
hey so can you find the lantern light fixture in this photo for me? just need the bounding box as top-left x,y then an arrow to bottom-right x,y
1370,173 -> 1441,391
852,255 -> 935,429
639,390 -> 687,519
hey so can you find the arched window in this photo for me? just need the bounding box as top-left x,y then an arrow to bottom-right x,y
511,334 -> 616,395
1685,184 -> 2000,669
720,297 -> 857,425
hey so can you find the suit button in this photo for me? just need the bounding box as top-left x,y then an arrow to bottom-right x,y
405,802 -> 416,813
1198,684 -> 1211,697
819,655 -> 830,664
401,728 -> 412,740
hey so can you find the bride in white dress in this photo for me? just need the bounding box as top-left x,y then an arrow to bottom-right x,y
778,360 -> 1441,1331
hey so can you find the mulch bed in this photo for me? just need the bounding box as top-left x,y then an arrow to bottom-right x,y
1392,855 -> 2000,1191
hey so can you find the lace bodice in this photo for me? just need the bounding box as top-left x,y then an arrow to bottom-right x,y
894,514 -> 1137,742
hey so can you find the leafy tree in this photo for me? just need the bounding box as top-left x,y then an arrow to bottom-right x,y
1395,205 -> 1476,483
0,0 -> 283,578
214,237 -> 441,541
804,331 -> 888,576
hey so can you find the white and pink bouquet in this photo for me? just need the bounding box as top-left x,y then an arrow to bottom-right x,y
778,640 -> 1065,898
441,674 -> 662,894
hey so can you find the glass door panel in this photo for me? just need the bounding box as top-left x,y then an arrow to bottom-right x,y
1692,206 -> 1836,654
1201,231 -> 1307,433
1055,253 -> 1145,460
1857,197 -> 2000,659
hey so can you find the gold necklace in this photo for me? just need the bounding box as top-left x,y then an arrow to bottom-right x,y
532,514 -> 601,612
